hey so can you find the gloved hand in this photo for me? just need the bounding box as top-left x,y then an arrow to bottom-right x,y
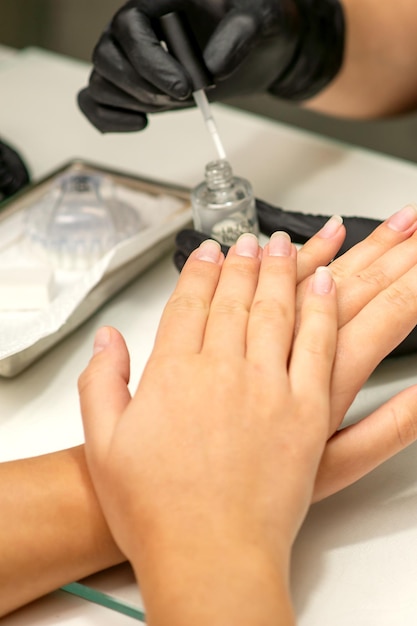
173,198 -> 417,358
0,139 -> 30,204
174,198 -> 382,271
78,0 -> 345,133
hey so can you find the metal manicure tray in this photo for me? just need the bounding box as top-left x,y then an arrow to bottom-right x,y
0,159 -> 192,377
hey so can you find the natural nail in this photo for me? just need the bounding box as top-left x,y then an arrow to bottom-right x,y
93,326 -> 112,355
196,239 -> 221,263
313,266 -> 333,295
387,204 -> 417,232
269,231 -> 292,256
318,215 -> 343,238
235,233 -> 259,258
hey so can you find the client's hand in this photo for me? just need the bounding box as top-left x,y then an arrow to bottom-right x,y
79,233 -> 337,624
270,203 -> 417,503
304,204 -> 417,499
80,205 -> 417,508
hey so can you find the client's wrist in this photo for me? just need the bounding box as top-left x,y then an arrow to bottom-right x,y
128,521 -> 295,626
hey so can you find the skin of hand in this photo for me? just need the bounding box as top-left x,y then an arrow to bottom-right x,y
79,233 -> 338,625
0,217 -> 346,618
309,0 -> 417,117
4,207 -> 417,616
308,203 -> 417,498
0,446 -> 124,618
177,206 -> 417,500
79,203 -> 417,519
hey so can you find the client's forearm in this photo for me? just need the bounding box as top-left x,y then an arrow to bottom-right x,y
0,445 -> 124,616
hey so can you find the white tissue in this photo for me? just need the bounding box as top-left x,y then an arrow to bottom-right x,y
0,185 -> 189,362
0,266 -> 53,310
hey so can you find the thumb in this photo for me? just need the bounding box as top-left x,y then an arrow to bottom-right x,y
78,326 -> 131,466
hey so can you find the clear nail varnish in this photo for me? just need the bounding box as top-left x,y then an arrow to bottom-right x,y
191,159 -> 259,245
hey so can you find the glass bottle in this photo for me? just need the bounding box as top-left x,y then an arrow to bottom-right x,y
191,159 -> 259,245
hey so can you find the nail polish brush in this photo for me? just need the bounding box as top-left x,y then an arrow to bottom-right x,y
159,11 -> 227,161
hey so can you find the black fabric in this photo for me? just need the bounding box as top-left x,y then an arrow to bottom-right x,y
173,198 -> 417,358
0,140 -> 30,203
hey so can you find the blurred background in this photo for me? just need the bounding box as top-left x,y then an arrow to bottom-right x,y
2,0 -> 417,164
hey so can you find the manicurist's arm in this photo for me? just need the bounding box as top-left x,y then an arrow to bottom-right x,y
78,0 -> 417,132
308,0 -> 417,117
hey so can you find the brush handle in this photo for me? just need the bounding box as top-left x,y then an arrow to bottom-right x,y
159,11 -> 213,91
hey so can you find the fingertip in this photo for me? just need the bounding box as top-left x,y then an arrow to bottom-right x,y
317,215 -> 344,239
195,239 -> 223,264
235,233 -> 259,258
88,326 -> 130,384
170,77 -> 192,101
268,231 -> 292,257
93,326 -> 112,355
386,204 -> 417,232
77,89 -> 148,133
312,266 -> 334,296
92,325 -> 127,355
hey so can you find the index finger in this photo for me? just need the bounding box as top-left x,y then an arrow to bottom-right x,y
151,240 -> 224,358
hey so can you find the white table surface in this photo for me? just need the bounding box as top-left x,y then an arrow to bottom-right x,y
2,47 -> 417,625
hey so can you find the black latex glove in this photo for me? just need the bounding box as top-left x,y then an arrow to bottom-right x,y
174,198 -> 382,270
0,139 -> 30,204
78,0 -> 345,133
173,198 -> 417,358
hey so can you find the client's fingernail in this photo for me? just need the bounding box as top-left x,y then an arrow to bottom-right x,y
318,215 -> 343,238
313,266 -> 333,295
387,204 -> 417,231
235,233 -> 259,258
269,231 -> 292,256
196,239 -> 221,263
93,326 -> 112,355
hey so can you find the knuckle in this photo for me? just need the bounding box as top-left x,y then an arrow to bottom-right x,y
355,266 -> 390,291
212,296 -> 249,316
77,365 -> 97,395
300,310 -> 336,355
383,282 -> 417,312
111,5 -> 133,35
92,34 -> 113,71
303,337 -> 333,359
251,297 -> 290,323
230,257 -> 260,279
167,292 -> 209,315
327,262 -> 349,284
393,404 -> 417,448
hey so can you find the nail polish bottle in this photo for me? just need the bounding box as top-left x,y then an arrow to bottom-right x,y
191,159 -> 259,245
